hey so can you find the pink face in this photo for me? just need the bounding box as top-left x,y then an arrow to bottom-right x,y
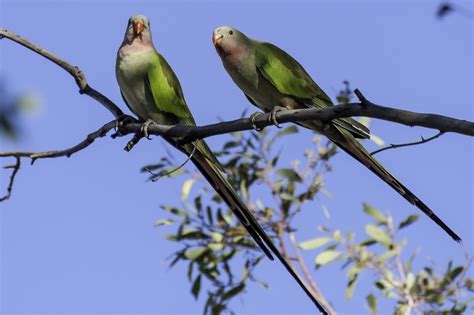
212,26 -> 243,57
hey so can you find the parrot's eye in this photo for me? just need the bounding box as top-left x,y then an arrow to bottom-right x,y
229,30 -> 234,35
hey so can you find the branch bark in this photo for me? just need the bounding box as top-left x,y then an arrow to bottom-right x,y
0,120 -> 116,201
111,103 -> 473,145
0,28 -> 124,118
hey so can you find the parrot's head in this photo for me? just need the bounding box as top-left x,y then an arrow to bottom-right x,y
124,14 -> 152,44
213,26 -> 249,57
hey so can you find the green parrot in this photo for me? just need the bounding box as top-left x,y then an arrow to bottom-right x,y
116,15 -> 327,313
212,26 -> 461,243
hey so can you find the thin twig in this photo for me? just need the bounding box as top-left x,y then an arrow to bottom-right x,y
145,145 -> 196,182
370,131 -> 445,156
0,120 -> 116,202
289,232 -> 337,315
0,120 -> 117,163
1,157 -> 21,201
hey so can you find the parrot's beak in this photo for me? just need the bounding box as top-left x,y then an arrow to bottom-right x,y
133,20 -> 144,36
212,33 -> 223,46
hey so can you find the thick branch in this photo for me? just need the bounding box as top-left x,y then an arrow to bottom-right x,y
0,28 -> 124,118
110,103 -> 473,144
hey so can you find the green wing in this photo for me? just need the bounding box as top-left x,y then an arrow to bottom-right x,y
146,51 -> 196,126
145,51 -> 223,170
255,42 -> 331,104
255,42 -> 370,138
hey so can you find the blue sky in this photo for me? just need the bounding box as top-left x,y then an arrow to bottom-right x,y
1,0 -> 473,314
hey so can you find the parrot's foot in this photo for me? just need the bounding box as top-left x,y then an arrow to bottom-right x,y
140,119 -> 155,139
249,111 -> 265,131
269,106 -> 286,128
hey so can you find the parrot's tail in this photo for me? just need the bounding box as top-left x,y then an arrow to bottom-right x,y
326,127 -> 461,243
187,145 -> 328,314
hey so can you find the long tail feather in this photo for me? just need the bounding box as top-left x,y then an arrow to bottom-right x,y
187,146 -> 328,314
325,126 -> 461,243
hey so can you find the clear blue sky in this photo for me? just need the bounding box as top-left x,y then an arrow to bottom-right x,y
1,0 -> 472,314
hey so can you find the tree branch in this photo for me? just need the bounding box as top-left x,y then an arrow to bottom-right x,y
0,28 -> 124,118
0,120 -> 116,200
110,102 -> 473,145
0,157 -> 21,202
370,131 -> 445,156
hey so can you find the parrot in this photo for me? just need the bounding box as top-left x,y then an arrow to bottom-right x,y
116,15 -> 327,313
212,26 -> 461,243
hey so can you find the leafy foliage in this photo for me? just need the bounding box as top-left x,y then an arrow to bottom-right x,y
149,126 -> 336,314
307,206 -> 473,314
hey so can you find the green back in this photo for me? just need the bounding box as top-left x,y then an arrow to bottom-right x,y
146,51 -> 223,168
255,42 -> 333,106
255,42 -> 370,138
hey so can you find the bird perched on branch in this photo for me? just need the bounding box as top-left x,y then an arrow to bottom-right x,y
116,15 -> 327,313
212,26 -> 461,243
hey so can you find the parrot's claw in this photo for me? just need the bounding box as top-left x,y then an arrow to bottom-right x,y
269,106 -> 286,128
249,111 -> 265,131
140,119 -> 155,139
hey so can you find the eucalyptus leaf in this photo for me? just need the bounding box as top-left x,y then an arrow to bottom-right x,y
365,224 -> 392,248
184,247 -> 207,260
366,294 -> 377,315
191,274 -> 201,299
315,250 -> 342,266
363,203 -> 386,222
398,214 -> 419,230
299,237 -> 332,250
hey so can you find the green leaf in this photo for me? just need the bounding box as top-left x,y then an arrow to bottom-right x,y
208,243 -> 225,252
448,266 -> 464,282
181,179 -> 194,201
222,283 -> 245,301
345,272 -> 358,300
363,203 -> 386,222
206,206 -> 213,225
347,265 -> 361,281
406,272 -> 415,291
211,232 -> 224,243
162,206 -> 187,217
276,125 -> 299,137
154,218 -> 175,227
315,250 -> 341,266
366,294 -> 377,315
277,169 -> 303,182
240,180 -> 248,201
365,224 -> 392,248
398,214 -> 419,230
280,193 -> 295,201
184,247 -> 206,260
378,250 -> 397,261
223,141 -> 241,150
299,237 -> 332,250
191,274 -> 201,299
